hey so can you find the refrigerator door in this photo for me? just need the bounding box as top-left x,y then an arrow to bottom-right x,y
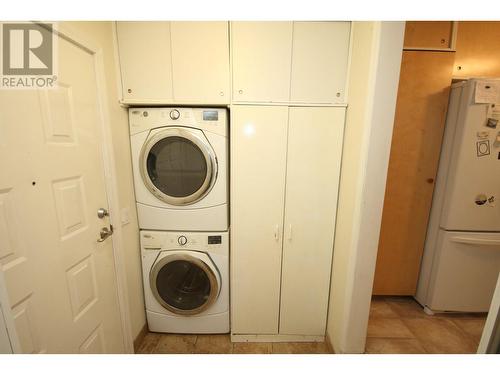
426,229 -> 500,312
440,79 -> 500,231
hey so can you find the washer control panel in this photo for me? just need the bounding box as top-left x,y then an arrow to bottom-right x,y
141,231 -> 228,254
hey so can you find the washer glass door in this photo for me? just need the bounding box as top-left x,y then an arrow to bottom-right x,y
141,128 -> 216,206
151,254 -> 219,315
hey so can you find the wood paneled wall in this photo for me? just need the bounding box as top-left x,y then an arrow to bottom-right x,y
373,51 -> 455,295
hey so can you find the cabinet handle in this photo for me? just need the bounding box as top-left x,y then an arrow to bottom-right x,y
287,224 -> 292,241
274,225 -> 280,241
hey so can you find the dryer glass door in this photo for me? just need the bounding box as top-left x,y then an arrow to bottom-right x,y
151,254 -> 219,315
141,128 -> 217,206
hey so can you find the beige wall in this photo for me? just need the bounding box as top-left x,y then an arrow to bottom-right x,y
61,22 -> 145,340
326,21 -> 404,353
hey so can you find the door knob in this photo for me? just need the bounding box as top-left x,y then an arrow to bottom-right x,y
97,225 -> 114,242
97,207 -> 109,219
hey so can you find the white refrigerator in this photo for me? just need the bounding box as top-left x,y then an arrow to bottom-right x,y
416,78 -> 500,313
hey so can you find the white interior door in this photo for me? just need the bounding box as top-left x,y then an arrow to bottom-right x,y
279,107 -> 345,335
230,105 -> 288,334
0,31 -> 124,353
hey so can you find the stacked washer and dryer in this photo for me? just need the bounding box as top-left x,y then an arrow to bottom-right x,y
129,108 -> 229,333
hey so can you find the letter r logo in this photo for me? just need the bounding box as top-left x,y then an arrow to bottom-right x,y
2,23 -> 53,75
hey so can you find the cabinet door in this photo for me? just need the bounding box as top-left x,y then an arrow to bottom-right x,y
116,22 -> 173,103
290,22 -> 350,104
230,106 -> 289,334
279,107 -> 345,335
231,22 -> 293,103
403,21 -> 454,49
170,22 -> 230,104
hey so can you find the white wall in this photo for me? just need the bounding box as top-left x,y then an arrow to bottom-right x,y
326,21 -> 404,353
60,22 -> 146,341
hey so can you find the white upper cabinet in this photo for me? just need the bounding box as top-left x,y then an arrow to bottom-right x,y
170,22 -> 229,104
231,22 -> 293,103
116,21 -> 230,104
290,22 -> 351,104
117,21 -> 351,105
231,21 -> 351,104
116,22 -> 173,103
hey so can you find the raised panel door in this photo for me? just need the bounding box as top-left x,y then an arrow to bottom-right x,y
0,31 -> 125,353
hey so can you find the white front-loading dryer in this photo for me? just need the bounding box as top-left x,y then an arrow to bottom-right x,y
141,230 -> 229,334
130,108 -> 228,231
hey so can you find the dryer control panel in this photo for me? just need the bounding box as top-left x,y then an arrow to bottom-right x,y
140,230 -> 228,255
128,107 -> 228,137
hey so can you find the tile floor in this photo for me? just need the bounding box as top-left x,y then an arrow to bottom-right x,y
136,333 -> 332,354
135,296 -> 486,354
366,296 -> 487,354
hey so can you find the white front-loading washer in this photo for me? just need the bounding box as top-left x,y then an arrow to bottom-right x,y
141,230 -> 229,334
130,108 -> 228,231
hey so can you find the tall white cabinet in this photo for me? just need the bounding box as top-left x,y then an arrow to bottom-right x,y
230,106 -> 345,338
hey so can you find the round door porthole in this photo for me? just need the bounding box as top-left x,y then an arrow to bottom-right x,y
150,254 -> 220,315
140,128 -> 217,206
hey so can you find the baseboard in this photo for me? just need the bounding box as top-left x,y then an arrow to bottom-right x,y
133,323 -> 148,353
230,334 -> 324,343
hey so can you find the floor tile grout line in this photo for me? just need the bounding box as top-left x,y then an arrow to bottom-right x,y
445,318 -> 481,349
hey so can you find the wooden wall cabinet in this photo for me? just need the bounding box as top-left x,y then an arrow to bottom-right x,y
454,21 -> 500,78
116,21 -> 230,105
231,21 -> 350,105
404,21 -> 454,50
230,106 -> 344,336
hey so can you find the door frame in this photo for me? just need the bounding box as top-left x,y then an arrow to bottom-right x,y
327,21 -> 405,353
0,21 -> 134,353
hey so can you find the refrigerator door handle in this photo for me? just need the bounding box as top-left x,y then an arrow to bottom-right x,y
451,236 -> 500,247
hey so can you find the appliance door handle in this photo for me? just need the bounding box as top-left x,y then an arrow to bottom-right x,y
451,236 -> 500,247
287,224 -> 292,241
274,225 -> 280,241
